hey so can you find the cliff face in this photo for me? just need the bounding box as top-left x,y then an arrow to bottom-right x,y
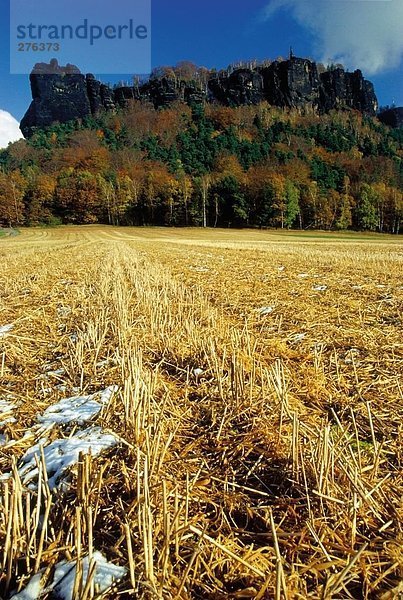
210,59 -> 378,115
261,58 -> 321,109
20,57 -> 380,137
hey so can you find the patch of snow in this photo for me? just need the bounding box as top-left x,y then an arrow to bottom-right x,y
312,285 -> 327,292
52,552 -> 126,600
37,386 -> 117,427
96,358 -> 112,368
10,572 -> 44,599
298,273 -> 309,278
55,385 -> 68,393
278,266 -> 285,272
17,427 -> 119,489
193,368 -> 204,378
0,324 -> 13,338
57,306 -> 72,318
48,368 -> 66,377
0,399 -> 17,426
289,333 -> 306,343
0,399 -> 17,413
40,387 -> 53,396
256,306 -> 274,316
11,553 -> 126,600
98,387 -> 118,403
0,416 -> 16,426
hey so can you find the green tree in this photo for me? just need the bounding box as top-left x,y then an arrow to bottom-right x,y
285,180 -> 300,228
356,183 -> 379,231
211,175 -> 247,227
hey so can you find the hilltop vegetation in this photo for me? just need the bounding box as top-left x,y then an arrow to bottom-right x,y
0,100 -> 402,231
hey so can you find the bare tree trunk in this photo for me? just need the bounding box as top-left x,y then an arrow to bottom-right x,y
201,175 -> 210,228
214,196 -> 219,228
10,182 -> 21,226
202,189 -> 207,228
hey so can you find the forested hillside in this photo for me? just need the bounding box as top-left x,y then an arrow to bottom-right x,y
1,100 -> 402,231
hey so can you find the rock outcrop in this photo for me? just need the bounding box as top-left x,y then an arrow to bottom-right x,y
212,59 -> 378,116
20,57 -> 380,137
260,58 -> 320,109
208,69 -> 265,106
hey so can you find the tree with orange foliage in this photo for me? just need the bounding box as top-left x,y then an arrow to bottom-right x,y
141,163 -> 177,225
55,169 -> 102,224
59,130 -> 110,173
25,172 -> 56,224
207,106 -> 239,131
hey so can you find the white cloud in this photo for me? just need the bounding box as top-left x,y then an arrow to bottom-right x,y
264,0 -> 403,75
0,110 -> 23,149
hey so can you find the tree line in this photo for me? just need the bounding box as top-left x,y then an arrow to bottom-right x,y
0,100 -> 402,232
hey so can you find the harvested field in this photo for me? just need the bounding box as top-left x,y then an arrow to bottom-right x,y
0,226 -> 402,599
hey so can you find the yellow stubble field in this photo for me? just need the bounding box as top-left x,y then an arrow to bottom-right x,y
0,226 -> 402,599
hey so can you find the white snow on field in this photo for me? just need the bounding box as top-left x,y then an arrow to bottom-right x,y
11,572 -> 43,599
0,324 -> 13,338
0,399 -> 17,426
17,427 -> 119,489
52,552 -> 127,600
0,415 -> 16,426
47,368 -> 66,378
38,386 -> 118,426
256,306 -> 274,316
11,552 -> 127,600
289,333 -> 306,343
0,399 -> 17,413
57,306 -> 72,318
312,285 -> 327,292
189,265 -> 210,273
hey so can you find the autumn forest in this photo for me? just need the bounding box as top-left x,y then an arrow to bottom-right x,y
0,99 -> 402,232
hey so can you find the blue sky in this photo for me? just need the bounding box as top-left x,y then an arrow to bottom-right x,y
0,0 -> 402,122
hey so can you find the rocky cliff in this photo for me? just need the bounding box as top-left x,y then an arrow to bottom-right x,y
20,57 -> 380,137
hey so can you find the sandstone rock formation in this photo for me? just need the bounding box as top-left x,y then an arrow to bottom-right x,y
20,57 -> 380,137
